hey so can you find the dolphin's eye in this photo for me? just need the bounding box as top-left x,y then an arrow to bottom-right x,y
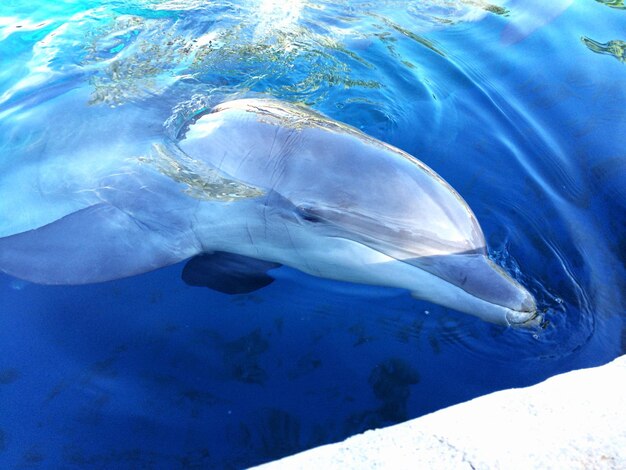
296,205 -> 323,223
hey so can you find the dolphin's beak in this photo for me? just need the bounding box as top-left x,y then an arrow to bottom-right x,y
408,253 -> 538,326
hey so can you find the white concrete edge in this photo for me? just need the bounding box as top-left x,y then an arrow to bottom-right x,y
254,355 -> 626,469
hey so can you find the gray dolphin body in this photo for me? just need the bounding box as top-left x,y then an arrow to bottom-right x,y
0,98 -> 537,326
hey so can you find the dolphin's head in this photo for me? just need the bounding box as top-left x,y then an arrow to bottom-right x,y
178,99 -> 538,326
277,123 -> 537,326
290,199 -> 538,327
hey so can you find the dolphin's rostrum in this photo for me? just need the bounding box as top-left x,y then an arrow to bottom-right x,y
0,98 -> 537,326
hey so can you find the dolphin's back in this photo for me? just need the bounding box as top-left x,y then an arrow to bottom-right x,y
179,99 -> 486,259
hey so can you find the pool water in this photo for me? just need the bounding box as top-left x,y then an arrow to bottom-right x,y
0,1 -> 625,468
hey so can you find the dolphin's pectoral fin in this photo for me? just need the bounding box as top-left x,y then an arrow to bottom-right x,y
182,252 -> 281,294
0,203 -> 199,285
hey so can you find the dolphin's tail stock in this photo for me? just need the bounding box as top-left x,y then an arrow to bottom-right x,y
0,203 -> 200,285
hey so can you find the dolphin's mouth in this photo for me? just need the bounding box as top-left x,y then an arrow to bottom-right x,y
506,308 -> 541,327
506,310 -> 543,328
406,253 -> 538,315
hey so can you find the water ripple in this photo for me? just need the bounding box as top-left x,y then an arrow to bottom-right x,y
581,36 -> 626,63
594,0 -> 626,9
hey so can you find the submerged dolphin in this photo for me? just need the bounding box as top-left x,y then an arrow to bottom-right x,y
0,98 -> 537,326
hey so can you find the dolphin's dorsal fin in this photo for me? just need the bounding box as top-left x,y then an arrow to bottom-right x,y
0,203 -> 200,285
182,252 -> 281,294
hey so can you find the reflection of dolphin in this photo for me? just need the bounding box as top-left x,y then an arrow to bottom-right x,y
501,0 -> 574,45
0,98 -> 537,326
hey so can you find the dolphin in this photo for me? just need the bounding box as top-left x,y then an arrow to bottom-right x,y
0,97 -> 537,326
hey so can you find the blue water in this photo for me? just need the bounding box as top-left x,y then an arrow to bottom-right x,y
0,1 -> 625,468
